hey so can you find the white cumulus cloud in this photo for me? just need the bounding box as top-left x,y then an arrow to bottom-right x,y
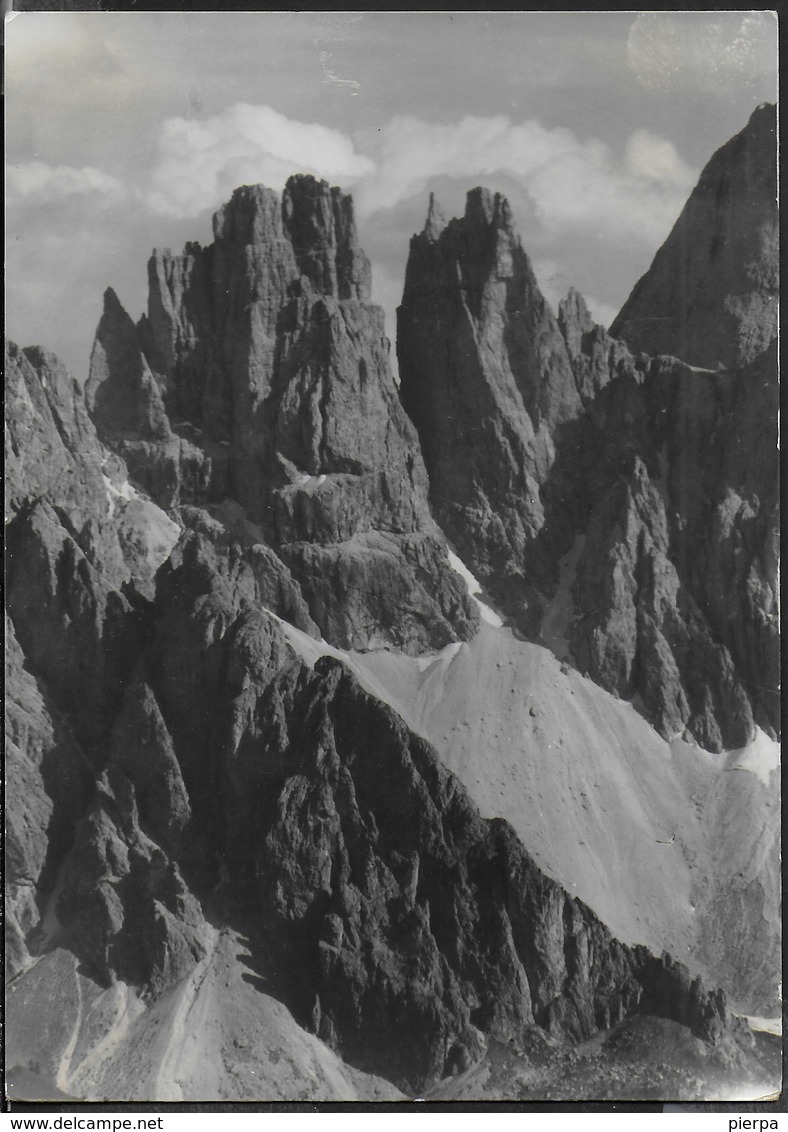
141,103 -> 697,253
145,103 -> 375,218
7,161 -> 125,204
356,114 -> 697,249
525,130 -> 696,245
354,114 -> 585,217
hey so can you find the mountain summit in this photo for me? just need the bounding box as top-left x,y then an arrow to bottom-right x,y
611,103 -> 777,368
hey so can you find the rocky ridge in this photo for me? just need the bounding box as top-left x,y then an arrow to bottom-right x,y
397,108 -> 778,750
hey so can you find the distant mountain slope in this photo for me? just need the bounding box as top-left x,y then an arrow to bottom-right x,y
611,103 -> 777,368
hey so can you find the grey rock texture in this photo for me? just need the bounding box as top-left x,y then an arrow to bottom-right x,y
56,765 -> 207,997
568,347 -> 778,748
397,133 -> 778,750
6,340 -> 203,999
86,176 -> 477,654
397,188 -> 582,629
5,615 -> 90,981
7,336 -> 739,1094
6,342 -> 179,746
611,103 -> 777,368
222,655 -> 730,1092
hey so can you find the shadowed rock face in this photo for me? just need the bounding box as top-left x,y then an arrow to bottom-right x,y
85,176 -> 477,655
397,188 -> 581,618
566,344 -> 778,748
397,134 -> 778,751
611,103 -> 777,369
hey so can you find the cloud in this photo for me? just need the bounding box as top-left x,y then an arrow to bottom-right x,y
145,103 -> 374,218
525,131 -> 695,245
355,114 -> 584,216
141,101 -> 696,253
356,114 -> 697,249
7,161 -> 125,204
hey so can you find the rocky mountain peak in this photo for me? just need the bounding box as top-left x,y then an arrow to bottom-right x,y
557,288 -> 595,353
282,174 -> 371,301
397,188 -> 585,635
208,176 -> 372,303
212,181 -> 285,247
423,192 -> 447,241
85,179 -> 478,654
611,101 -> 777,368
463,185 -> 514,231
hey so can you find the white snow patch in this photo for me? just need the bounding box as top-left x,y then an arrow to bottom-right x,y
293,472 -> 327,488
744,1014 -> 782,1036
447,550 -> 481,595
476,603 -> 504,628
725,727 -> 780,786
102,474 -> 140,519
446,550 -> 504,628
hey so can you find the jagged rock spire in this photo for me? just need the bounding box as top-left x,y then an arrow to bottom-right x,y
423,192 -> 447,241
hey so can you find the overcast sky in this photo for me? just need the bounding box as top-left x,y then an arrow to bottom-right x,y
6,11 -> 777,381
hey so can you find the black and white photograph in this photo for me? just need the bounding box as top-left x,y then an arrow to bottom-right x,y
4,9 -> 780,1107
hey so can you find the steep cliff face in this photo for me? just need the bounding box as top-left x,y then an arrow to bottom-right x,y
86,176 -> 477,655
611,103 -> 777,368
5,342 -> 180,747
397,149 -> 778,750
567,344 -> 778,748
5,341 -> 206,999
397,188 -> 582,631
